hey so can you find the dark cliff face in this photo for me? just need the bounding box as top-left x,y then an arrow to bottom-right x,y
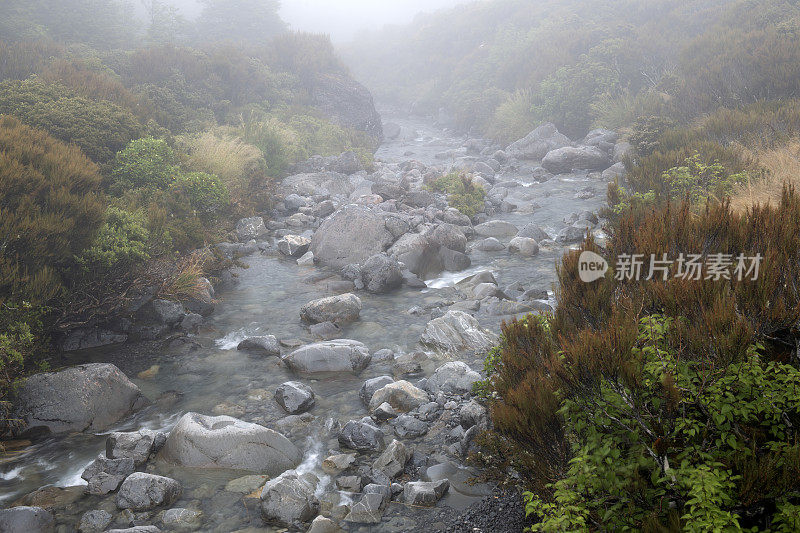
311,73 -> 384,143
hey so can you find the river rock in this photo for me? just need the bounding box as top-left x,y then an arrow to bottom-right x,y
338,420 -> 385,451
374,402 -> 398,421
106,430 -> 164,467
428,362 -> 482,396
460,400 -> 489,429
311,205 -> 394,268
61,328 -> 127,352
283,340 -> 371,374
116,473 -> 181,511
300,293 -> 362,324
556,226 -> 587,244
235,216 -> 267,241
275,381 -> 315,414
440,247 -> 471,272
151,299 -> 185,325
14,363 -> 148,436
368,381 -> 428,412
0,506 -> 55,533
360,253 -> 404,293
389,233 -> 444,279
583,128 -> 618,151
429,224 -> 467,253
322,453 -> 357,475
106,527 -> 161,533
613,140 -> 634,162
344,493 -> 384,524
237,335 -> 280,356
393,414 -> 428,438
81,455 -> 135,495
160,412 -> 301,475
78,509 -> 112,532
403,479 -> 450,506
603,161 -> 626,180
508,237 -> 539,256
162,508 -> 203,530
516,223 -> 549,241
308,515 -> 345,533
278,235 -> 311,257
420,311 -> 498,352
472,283 -> 498,300
475,237 -> 505,251
506,122 -> 571,160
359,375 -> 395,405
281,171 -> 353,197
542,146 -> 611,174
260,471 -> 320,526
372,439 -> 411,478
474,220 -> 518,238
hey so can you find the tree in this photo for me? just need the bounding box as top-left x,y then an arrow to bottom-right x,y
195,0 -> 286,46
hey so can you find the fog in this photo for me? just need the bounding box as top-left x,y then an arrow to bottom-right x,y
157,0 -> 473,41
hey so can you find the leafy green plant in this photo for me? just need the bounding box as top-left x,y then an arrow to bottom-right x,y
76,207 -> 150,272
110,136 -> 179,193
426,172 -> 486,217
173,171 -> 229,216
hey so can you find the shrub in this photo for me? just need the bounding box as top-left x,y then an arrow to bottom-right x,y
0,78 -> 144,163
173,171 -> 229,216
486,89 -> 538,145
628,115 -> 677,157
483,192 -> 800,530
0,115 -> 106,304
76,207 -> 150,273
426,172 -> 486,217
110,137 -> 179,192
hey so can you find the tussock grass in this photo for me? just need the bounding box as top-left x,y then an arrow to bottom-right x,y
730,139 -> 800,213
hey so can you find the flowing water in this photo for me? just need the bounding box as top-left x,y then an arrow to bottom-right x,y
0,114 -> 608,530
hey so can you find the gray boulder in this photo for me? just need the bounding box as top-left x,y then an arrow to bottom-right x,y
542,146 -> 611,174
162,508 -> 203,531
359,375 -> 395,405
338,420 -> 385,451
61,328 -> 127,352
344,493 -> 384,524
277,235 -> 311,258
429,224 -> 467,253
151,299 -> 185,326
603,161 -> 626,180
300,293 -> 362,324
516,223 -> 549,241
428,362 -> 482,396
281,171 -> 353,197
360,253 -> 403,293
116,473 -> 181,511
160,412 -> 301,475
403,480 -> 449,506
260,471 -> 319,527
583,128 -> 618,151
420,311 -> 499,352
283,340 -> 371,374
393,414 -> 429,438
237,335 -> 280,356
372,439 -> 411,479
0,506 -> 55,533
78,509 -> 112,533
14,363 -> 147,436
308,515 -> 345,533
81,455 -> 135,495
235,216 -> 267,241
106,429 -> 165,466
557,226 -> 587,244
474,220 -> 518,238
475,237 -> 505,251
106,527 -> 161,533
368,381 -> 428,413
275,381 -> 315,414
508,237 -> 540,256
613,141 -> 635,162
311,205 -> 394,269
506,123 -> 571,160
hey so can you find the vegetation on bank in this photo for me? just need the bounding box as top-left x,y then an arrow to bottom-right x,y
0,0 -> 378,435
425,172 -> 487,217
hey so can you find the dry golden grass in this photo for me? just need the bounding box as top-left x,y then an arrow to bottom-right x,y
729,139 -> 800,213
158,252 -> 209,302
181,131 -> 266,192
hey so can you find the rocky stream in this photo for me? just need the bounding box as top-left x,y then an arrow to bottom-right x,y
0,114 -> 627,532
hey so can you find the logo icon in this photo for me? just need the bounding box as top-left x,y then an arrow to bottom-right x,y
578,251 -> 609,282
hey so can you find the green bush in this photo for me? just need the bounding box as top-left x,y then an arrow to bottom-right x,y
173,171 -> 229,216
0,78 -> 144,163
110,137 -> 179,192
76,207 -> 150,273
628,115 -> 677,157
426,172 -> 486,217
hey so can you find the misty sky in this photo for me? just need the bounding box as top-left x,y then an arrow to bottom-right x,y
161,0 -> 473,41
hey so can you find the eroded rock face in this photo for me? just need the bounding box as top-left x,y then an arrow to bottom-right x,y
310,72 -> 383,141
506,122 -> 571,160
160,412 -> 301,476
283,339 -> 371,374
14,363 -> 148,436
311,205 -> 394,269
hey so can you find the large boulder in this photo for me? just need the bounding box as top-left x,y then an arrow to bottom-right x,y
274,381 -> 315,414
81,456 -> 135,495
0,506 -> 55,533
403,480 -> 450,506
428,224 -> 467,253
420,311 -> 499,352
14,363 -> 147,436
474,220 -> 518,238
283,340 -> 371,374
542,146 -> 611,174
260,471 -> 320,527
160,412 -> 301,476
61,328 -> 127,352
116,473 -> 181,511
359,375 -> 395,405
338,420 -> 385,451
372,439 -> 411,479
389,233 -> 444,279
106,429 -> 165,466
368,381 -> 428,412
235,216 -> 267,241
506,123 -> 571,160
427,362 -> 482,395
300,293 -> 362,324
311,205 -> 394,269
310,72 -> 383,141
280,171 -> 353,197
359,253 -> 403,293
